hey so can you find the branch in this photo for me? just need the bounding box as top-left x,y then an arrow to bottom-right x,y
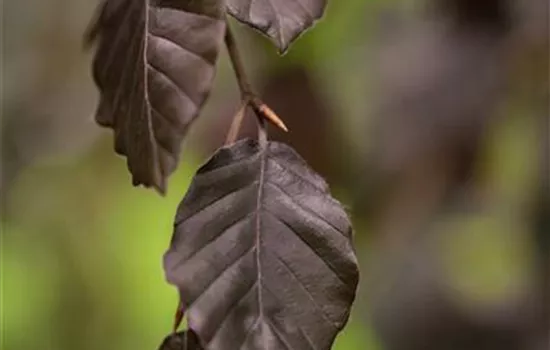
224,23 -> 253,99
224,21 -> 287,144
172,301 -> 184,334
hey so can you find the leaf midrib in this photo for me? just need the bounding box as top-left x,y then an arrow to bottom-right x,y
254,144 -> 268,344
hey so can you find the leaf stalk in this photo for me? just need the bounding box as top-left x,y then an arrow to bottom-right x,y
224,21 -> 288,143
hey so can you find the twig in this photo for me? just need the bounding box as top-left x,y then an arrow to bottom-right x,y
224,20 -> 288,143
225,99 -> 249,144
172,301 -> 184,334
224,23 -> 253,99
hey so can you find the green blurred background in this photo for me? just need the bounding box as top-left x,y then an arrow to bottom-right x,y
1,0 -> 548,349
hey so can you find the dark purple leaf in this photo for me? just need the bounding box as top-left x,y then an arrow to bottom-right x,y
163,139 -> 358,349
86,0 -> 225,193
158,329 -> 203,350
225,0 -> 327,53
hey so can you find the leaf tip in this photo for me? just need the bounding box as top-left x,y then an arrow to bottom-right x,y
152,180 -> 168,196
276,43 -> 291,56
131,175 -> 167,196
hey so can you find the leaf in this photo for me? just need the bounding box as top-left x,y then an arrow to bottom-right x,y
158,329 -> 203,350
163,139 -> 359,349
86,0 -> 226,193
225,0 -> 327,53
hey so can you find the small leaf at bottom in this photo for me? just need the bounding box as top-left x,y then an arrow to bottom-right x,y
158,330 -> 203,350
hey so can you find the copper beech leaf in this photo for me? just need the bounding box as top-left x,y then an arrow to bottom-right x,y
86,0 -> 225,193
158,330 -> 203,350
226,0 -> 327,53
163,139 -> 359,349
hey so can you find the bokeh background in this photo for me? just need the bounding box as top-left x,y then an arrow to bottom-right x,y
1,0 -> 549,349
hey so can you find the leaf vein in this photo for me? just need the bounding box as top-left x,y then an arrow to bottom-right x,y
265,318 -> 292,350
261,284 -> 317,350
255,144 -> 268,344
263,209 -> 349,289
265,180 -> 346,236
150,105 -> 186,134
293,0 -> 314,23
109,15 -> 145,126
175,179 -> 259,225
189,245 -> 254,307
206,281 -> 258,346
98,0 -> 142,82
147,62 -> 199,108
149,32 -> 214,66
173,212 -> 254,272
238,313 -> 261,350
269,250 -> 339,329
267,157 -> 328,194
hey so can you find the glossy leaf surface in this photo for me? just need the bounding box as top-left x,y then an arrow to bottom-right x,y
164,139 -> 359,349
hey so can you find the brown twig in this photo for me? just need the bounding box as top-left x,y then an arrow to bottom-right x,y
224,23 -> 252,99
224,20 -> 287,144
172,301 -> 184,334
225,99 -> 249,144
